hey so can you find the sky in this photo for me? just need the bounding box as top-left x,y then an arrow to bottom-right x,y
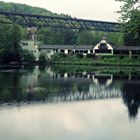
2,0 -> 122,22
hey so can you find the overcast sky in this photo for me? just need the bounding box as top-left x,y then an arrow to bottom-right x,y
2,0 -> 122,22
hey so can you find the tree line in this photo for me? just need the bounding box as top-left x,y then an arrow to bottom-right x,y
0,24 -> 35,64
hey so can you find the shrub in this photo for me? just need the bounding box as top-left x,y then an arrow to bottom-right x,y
22,50 -> 36,62
86,54 -> 96,58
51,53 -> 67,61
76,53 -> 83,58
39,53 -> 47,64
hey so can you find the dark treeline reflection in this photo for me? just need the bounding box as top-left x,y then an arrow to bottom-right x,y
0,66 -> 140,119
122,82 -> 140,120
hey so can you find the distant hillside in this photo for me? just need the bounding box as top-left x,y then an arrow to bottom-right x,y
0,1 -> 69,17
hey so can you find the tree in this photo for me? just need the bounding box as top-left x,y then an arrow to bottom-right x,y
8,24 -> 22,62
39,53 -> 47,64
0,24 -> 10,49
22,50 -> 36,61
124,10 -> 140,45
76,31 -> 94,45
37,28 -> 77,45
116,0 -> 140,45
37,28 -> 64,45
0,24 -> 23,63
116,0 -> 140,22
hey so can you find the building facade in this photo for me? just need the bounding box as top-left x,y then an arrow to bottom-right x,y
21,39 -> 140,60
38,39 -> 114,59
21,40 -> 40,60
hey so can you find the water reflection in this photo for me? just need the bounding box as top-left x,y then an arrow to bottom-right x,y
0,66 -> 140,120
122,82 -> 140,119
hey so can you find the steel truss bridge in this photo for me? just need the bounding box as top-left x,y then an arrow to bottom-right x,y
0,11 -> 120,32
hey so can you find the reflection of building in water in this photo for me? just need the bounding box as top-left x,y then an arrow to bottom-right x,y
122,82 -> 140,120
36,68 -> 121,103
48,70 -> 113,87
92,74 -> 113,87
20,66 -> 40,87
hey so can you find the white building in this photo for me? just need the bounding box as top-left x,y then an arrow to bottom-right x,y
21,40 -> 40,60
21,39 -> 114,60
38,39 -> 114,59
93,39 -> 113,55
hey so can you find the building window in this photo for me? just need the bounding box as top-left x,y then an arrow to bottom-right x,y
60,50 -> 64,53
99,44 -> 108,50
95,50 -> 112,53
84,50 -> 88,53
54,49 -> 58,52
75,50 -> 79,53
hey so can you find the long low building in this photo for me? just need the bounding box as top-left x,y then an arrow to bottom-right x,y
39,39 -> 114,59
21,39 -> 140,60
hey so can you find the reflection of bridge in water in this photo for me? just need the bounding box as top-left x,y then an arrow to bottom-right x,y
47,69 -> 114,87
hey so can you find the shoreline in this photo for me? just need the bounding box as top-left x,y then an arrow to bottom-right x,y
0,61 -> 140,68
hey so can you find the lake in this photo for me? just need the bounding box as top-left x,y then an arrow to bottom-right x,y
0,65 -> 139,140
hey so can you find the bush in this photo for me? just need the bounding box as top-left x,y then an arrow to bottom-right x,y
76,53 -> 83,58
86,54 -> 96,58
22,50 -> 36,62
51,53 -> 67,61
132,55 -> 138,59
39,53 -> 47,64
119,55 -> 125,59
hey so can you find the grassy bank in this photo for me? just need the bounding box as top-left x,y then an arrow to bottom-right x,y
51,54 -> 140,66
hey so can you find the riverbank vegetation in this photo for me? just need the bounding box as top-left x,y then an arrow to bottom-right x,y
0,24 -> 35,64
51,53 -> 140,66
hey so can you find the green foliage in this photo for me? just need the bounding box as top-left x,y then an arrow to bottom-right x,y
51,54 -> 140,66
22,50 -> 36,61
51,53 -> 67,61
0,1 -> 53,16
0,24 -> 10,49
39,53 -> 47,64
37,28 -> 77,45
1,1 -> 125,46
0,24 -> 23,63
116,0 -> 140,45
124,10 -> 140,45
115,0 -> 139,22
86,54 -> 96,58
76,53 -> 84,58
76,31 -> 94,45
21,28 -> 28,40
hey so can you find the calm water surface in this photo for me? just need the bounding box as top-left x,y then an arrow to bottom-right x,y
0,66 -> 140,140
